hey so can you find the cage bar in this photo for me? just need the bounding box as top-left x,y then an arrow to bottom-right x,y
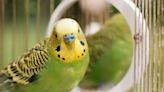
36,0 -> 41,41
0,0 -> 4,69
50,0 -> 55,15
24,0 -> 29,51
134,0 -> 164,91
12,0 -> 16,59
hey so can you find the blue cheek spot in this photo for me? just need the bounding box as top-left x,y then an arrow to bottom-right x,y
80,41 -> 85,46
56,45 -> 61,52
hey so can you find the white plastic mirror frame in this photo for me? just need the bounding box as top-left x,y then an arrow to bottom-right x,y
46,0 -> 149,92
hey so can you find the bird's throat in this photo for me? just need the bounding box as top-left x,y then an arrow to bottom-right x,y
65,41 -> 75,49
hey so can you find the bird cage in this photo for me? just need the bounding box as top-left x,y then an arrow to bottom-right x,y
0,0 -> 56,67
0,0 -> 164,92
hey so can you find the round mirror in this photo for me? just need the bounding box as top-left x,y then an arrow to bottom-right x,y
46,0 -> 150,92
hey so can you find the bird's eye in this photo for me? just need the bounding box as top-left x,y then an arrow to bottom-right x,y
55,34 -> 58,38
71,33 -> 73,35
64,35 -> 67,37
56,45 -> 61,52
78,29 -> 80,33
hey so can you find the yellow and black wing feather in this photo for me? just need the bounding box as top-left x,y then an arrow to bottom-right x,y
0,40 -> 49,87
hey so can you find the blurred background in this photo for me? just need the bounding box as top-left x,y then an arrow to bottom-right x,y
0,0 -> 163,92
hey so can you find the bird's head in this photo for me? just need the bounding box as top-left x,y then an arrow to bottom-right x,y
48,18 -> 88,63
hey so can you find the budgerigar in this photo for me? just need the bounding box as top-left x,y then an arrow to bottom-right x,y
0,18 -> 89,92
80,14 -> 133,88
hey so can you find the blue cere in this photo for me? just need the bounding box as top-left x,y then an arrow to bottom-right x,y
56,45 -> 61,52
70,36 -> 74,39
64,34 -> 75,42
80,41 -> 85,46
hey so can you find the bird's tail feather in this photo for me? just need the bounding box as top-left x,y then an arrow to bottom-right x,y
0,70 -> 5,77
0,70 -> 7,81
0,70 -> 13,90
0,79 -> 12,88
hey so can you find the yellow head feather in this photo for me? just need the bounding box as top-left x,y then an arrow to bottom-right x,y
48,18 -> 88,63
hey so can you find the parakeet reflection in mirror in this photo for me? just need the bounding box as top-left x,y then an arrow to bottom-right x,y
80,14 -> 133,89
0,18 -> 89,92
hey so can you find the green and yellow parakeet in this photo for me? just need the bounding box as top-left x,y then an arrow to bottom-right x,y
0,18 -> 89,92
80,14 -> 133,89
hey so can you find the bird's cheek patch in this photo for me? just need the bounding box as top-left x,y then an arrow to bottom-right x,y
54,45 -> 69,63
53,41 -> 88,63
80,41 -> 85,46
55,47 -> 64,61
56,53 -> 67,61
75,40 -> 87,60
56,45 -> 61,52
77,48 -> 86,59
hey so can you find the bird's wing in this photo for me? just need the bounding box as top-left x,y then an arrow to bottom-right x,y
0,40 -> 49,87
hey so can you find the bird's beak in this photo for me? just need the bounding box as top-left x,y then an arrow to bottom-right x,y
64,34 -> 75,43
